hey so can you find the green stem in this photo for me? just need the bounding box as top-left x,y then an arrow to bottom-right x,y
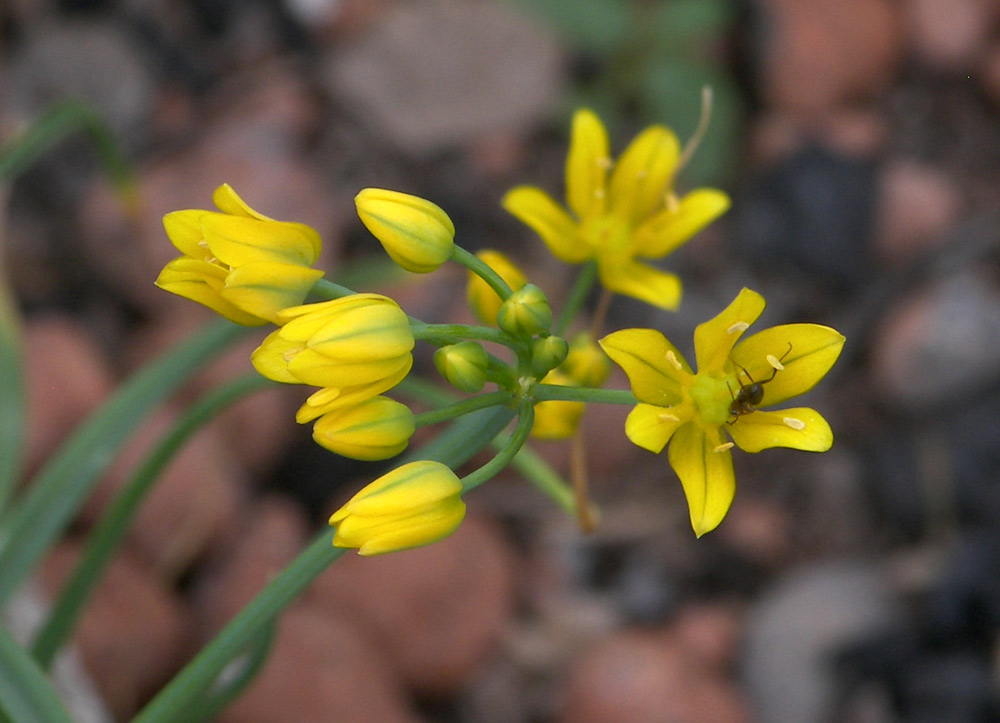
133,534 -> 345,723
555,261 -> 598,335
451,245 -> 513,301
184,622 -> 276,722
461,401 -> 534,493
31,374 -> 271,669
0,276 -> 24,518
531,385 -> 637,405
0,320 -> 250,608
507,440 -> 576,515
307,278 -> 357,301
411,322 -> 517,348
412,391 -> 513,428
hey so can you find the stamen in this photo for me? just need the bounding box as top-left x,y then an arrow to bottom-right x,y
665,192 -> 681,214
636,169 -> 649,180
598,156 -> 613,170
713,442 -> 734,453
766,354 -> 785,371
783,417 -> 806,431
665,350 -> 683,370
658,412 -> 680,423
594,188 -> 606,200
727,321 -> 749,334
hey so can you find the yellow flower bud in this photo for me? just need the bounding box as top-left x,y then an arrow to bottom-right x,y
311,396 -> 414,461
251,293 -> 414,392
355,188 -> 455,273
156,184 -> 324,325
433,342 -> 489,393
329,461 -> 466,555
496,283 -> 551,337
531,335 -> 569,377
562,333 -> 611,388
466,250 -> 527,325
531,370 -> 585,440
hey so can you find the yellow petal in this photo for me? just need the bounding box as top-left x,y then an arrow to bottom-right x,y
337,497 -> 467,556
202,215 -> 322,267
607,125 -> 681,225
250,332 -> 305,382
632,188 -> 731,259
597,256 -> 682,310
355,188 -> 455,273
727,408 -> 833,453
288,352 -> 412,388
162,210 -> 208,258
625,403 -> 685,453
333,461 -> 462,518
155,258 -> 266,326
212,183 -> 272,221
599,329 -> 690,406
294,364 -> 413,422
668,422 -> 735,537
222,263 -> 324,324
502,186 -> 592,263
565,108 -> 610,221
693,288 -> 766,373
307,303 -> 414,361
311,396 -> 414,461
731,324 -> 845,406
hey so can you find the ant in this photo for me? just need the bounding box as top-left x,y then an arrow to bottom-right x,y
727,343 -> 792,424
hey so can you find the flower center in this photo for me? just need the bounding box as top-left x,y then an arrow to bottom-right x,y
581,214 -> 631,255
688,372 -> 732,427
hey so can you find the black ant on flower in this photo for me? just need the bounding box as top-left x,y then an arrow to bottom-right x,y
727,342 -> 792,424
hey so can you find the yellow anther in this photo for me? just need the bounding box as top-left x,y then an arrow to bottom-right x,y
727,321 -> 749,334
665,192 -> 681,214
665,350 -> 683,370
783,417 -> 806,431
766,354 -> 785,371
598,156 -> 613,170
713,442 -> 734,453
658,412 -> 680,423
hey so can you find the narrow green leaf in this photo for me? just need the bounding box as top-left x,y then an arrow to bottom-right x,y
0,625 -> 72,723
0,272 -> 25,516
31,374 -> 271,669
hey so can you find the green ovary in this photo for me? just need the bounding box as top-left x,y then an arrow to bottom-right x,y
688,373 -> 732,427
581,214 -> 631,254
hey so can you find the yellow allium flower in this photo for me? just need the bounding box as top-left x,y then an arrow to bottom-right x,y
466,249 -> 527,325
330,461 -> 466,555
156,184 -> 324,325
502,109 -> 730,310
310,396 -> 414,461
599,288 -> 845,536
355,188 -> 455,273
251,293 -> 413,395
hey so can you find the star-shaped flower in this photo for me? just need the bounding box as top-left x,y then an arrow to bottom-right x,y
503,109 -> 729,310
600,288 -> 845,536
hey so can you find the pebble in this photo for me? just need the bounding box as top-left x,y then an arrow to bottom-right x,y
874,160 -> 963,265
79,406 -> 248,582
304,512 -> 516,696
557,629 -> 750,723
871,272 -> 1000,412
757,0 -> 902,118
741,561 -> 899,723
323,0 -> 564,156
904,0 -> 999,72
23,315 -> 115,475
218,607 -> 419,723
190,495 -> 310,636
39,542 -> 192,720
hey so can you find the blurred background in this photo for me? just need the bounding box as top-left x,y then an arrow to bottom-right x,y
3,0 -> 1000,720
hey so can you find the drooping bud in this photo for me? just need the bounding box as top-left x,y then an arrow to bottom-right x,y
530,335 -> 569,378
355,188 -> 455,273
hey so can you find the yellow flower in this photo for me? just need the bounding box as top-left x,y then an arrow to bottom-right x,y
502,109 -> 730,310
330,461 -> 466,555
355,188 -> 455,273
156,184 -> 324,325
466,249 -> 527,325
251,293 -> 413,397
310,396 -> 414,461
599,288 -> 845,536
